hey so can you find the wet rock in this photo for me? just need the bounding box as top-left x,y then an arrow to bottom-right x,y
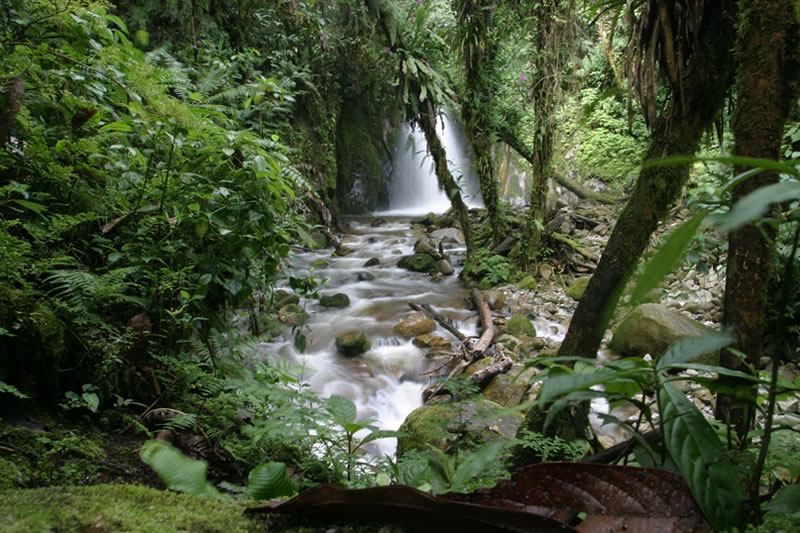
436,259 -> 455,276
397,399 -> 523,457
505,315 -> 537,338
278,304 -> 308,326
566,276 -> 591,301
335,331 -> 371,357
334,244 -> 355,257
320,293 -> 350,308
610,303 -> 716,360
356,272 -> 375,282
412,334 -> 452,350
492,236 -> 516,255
397,253 -> 437,273
413,238 -> 443,260
518,275 -> 538,291
394,313 -> 436,337
538,264 -> 554,280
482,290 -> 506,310
363,257 -> 380,267
273,290 -> 300,308
430,227 -> 465,245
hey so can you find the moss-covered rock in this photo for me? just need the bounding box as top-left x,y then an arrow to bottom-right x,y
482,365 -> 537,408
482,290 -> 505,310
278,304 -> 309,326
505,315 -> 537,338
0,484 -> 269,532
519,275 -> 538,291
566,276 -> 591,301
319,293 -> 350,308
397,399 -> 523,457
0,287 -> 67,396
272,290 -> 300,308
412,334 -> 452,350
394,314 -> 436,337
335,331 -> 370,357
363,257 -> 380,267
610,303 -> 715,360
397,253 -> 436,273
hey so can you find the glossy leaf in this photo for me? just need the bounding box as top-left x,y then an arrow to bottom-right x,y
659,383 -> 742,530
630,210 -> 708,306
247,462 -> 297,501
721,180 -> 800,231
656,332 -> 735,372
326,395 -> 357,427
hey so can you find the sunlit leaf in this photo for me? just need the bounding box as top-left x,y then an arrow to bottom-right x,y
326,395 -> 357,426
721,181 -> 800,231
247,462 -> 297,501
140,440 -> 223,499
656,332 -> 735,372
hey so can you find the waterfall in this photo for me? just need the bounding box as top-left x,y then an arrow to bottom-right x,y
382,111 -> 483,215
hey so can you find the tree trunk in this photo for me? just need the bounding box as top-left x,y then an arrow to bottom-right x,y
417,99 -> 477,265
557,3 -> 737,359
715,0 -> 800,438
458,0 -> 504,248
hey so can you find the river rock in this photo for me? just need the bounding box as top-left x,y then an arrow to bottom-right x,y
505,315 -> 537,338
356,272 -> 375,281
566,276 -> 591,300
334,244 -> 355,257
412,334 -> 452,350
519,275 -> 538,291
436,259 -> 455,276
396,399 -> 523,457
273,290 -> 300,308
278,304 -> 308,326
363,257 -> 380,267
482,365 -> 537,407
482,290 -> 505,310
320,293 -> 350,308
414,238 -> 443,260
430,227 -> 465,245
397,253 -> 437,272
394,313 -> 436,337
335,331 -> 371,357
610,303 -> 716,360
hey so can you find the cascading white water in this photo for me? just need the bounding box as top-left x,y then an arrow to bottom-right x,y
383,111 -> 483,215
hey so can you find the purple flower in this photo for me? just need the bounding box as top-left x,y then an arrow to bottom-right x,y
417,0 -> 423,4
489,4 -> 496,9
519,74 -> 527,82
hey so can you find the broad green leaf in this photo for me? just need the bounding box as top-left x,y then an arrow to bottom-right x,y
81,392 -> 99,413
356,429 -> 405,447
659,383 -> 742,530
139,440 -> 223,499
246,462 -> 297,500
538,367 -> 619,404
764,483 -> 800,517
450,440 -> 513,492
327,394 -> 357,426
10,199 -> 47,214
661,363 -> 762,382
721,181 -> 800,231
656,332 -> 735,372
100,120 -> 134,132
630,210 -> 708,305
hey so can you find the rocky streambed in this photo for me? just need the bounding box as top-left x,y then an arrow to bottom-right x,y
263,205 -> 800,461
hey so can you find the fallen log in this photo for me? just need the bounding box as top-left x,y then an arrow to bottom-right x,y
471,288 -> 494,356
408,302 -> 466,342
470,355 -> 513,388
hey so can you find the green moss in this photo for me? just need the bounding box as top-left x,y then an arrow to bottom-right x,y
505,315 -> 537,338
0,484 -> 269,532
566,277 -> 591,301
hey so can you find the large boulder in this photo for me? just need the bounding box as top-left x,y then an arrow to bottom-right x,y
319,293 -> 350,308
429,227 -> 464,245
397,253 -> 437,273
519,275 -> 538,291
505,315 -> 537,338
335,331 -> 371,357
413,238 -> 443,260
610,303 -> 715,359
396,399 -> 523,457
278,304 -> 309,326
566,276 -> 591,301
394,313 -> 436,337
482,365 -> 537,408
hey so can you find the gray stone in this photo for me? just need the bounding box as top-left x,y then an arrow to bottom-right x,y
610,303 -> 716,360
356,271 -> 375,281
430,227 -> 465,244
436,259 -> 455,276
394,313 -> 436,337
363,257 -> 380,267
398,253 -> 437,272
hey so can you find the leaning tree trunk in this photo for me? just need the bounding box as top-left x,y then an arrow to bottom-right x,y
458,0 -> 504,248
557,3 -> 737,359
715,0 -> 800,439
417,98 -> 477,265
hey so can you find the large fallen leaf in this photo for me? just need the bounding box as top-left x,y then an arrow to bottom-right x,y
248,463 -> 711,532
247,484 -> 576,532
445,463 -> 712,532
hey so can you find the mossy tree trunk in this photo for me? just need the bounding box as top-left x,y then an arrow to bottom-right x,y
557,3 -> 737,359
715,0 -> 800,438
457,0 -> 503,247
417,98 -> 477,266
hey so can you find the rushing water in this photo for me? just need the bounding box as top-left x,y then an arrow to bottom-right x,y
384,111 -> 483,215
261,218 -> 476,455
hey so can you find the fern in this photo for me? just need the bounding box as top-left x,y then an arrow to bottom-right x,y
45,266 -> 145,314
